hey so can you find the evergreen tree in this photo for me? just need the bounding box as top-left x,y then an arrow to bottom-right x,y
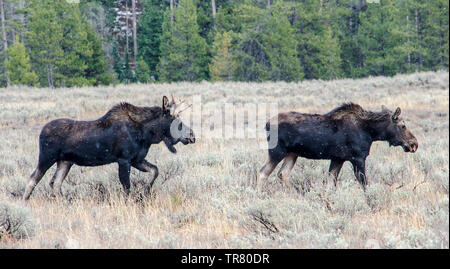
136,56 -> 151,83
436,0 -> 449,69
293,0 -> 342,80
234,26 -> 270,82
123,50 -> 134,84
395,0 -> 416,73
263,2 -> 303,81
27,0 -> 111,87
112,40 -> 126,82
0,50 -> 6,87
84,24 -> 114,85
1,0 -> 447,87
156,8 -> 173,81
0,63 -> 5,87
324,0 -> 366,78
209,31 -> 237,81
226,2 -> 265,34
407,0 -> 429,72
196,0 -> 215,42
137,0 -> 167,79
55,2 -> 91,87
157,0 -> 209,82
26,0 -> 64,88
234,2 -> 303,82
80,0 -> 119,82
320,27 -> 343,80
358,0 -> 403,76
417,0 -> 449,70
5,37 -> 38,86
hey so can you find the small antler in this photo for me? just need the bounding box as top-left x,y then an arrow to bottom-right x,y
168,95 -> 192,116
176,103 -> 192,115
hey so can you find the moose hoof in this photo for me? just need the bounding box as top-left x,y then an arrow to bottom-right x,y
277,172 -> 287,181
277,173 -> 290,187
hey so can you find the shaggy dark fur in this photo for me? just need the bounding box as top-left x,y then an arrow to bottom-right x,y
259,103 -> 418,189
23,96 -> 195,200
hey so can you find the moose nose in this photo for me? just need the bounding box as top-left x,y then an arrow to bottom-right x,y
411,143 -> 419,152
189,132 -> 196,143
409,141 -> 418,153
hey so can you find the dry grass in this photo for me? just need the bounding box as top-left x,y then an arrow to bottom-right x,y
0,71 -> 448,248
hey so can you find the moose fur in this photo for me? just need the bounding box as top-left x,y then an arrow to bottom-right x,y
23,96 -> 195,200
258,103 -> 418,190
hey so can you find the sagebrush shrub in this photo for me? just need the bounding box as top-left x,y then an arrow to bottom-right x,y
0,200 -> 35,240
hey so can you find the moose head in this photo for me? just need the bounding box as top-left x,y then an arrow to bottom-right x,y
381,105 -> 418,153
161,95 -> 196,153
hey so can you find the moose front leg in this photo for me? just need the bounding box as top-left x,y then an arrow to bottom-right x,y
132,160 -> 159,188
351,158 -> 367,191
118,161 -> 131,196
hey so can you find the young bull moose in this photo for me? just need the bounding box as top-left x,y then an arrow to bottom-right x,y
23,96 -> 195,200
258,103 -> 418,190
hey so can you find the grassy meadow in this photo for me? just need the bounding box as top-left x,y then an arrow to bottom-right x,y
0,71 -> 448,248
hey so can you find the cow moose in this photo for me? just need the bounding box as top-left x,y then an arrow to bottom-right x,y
23,96 -> 195,200
258,103 -> 418,190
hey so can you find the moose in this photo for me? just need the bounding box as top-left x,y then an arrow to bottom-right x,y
258,103 -> 418,190
23,96 -> 195,200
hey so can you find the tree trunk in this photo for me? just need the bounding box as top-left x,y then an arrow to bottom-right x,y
125,1 -> 129,56
47,63 -> 54,89
0,0 -> 7,53
8,0 -> 13,42
132,0 -> 137,67
406,15 -> 411,71
211,0 -> 216,27
1,0 -> 9,86
349,14 -> 353,33
415,9 -> 422,71
18,0 -> 24,42
170,0 -> 174,23
267,0 -> 271,9
439,15 -> 444,69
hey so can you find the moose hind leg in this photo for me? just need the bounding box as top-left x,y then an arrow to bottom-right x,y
257,158 -> 283,188
277,153 -> 298,186
257,146 -> 286,187
23,150 -> 57,200
50,161 -> 73,197
23,169 -> 45,200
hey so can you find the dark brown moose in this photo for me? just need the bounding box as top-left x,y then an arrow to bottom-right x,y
258,103 -> 418,190
23,96 -> 195,200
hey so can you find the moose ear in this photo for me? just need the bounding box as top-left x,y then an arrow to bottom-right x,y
162,96 -> 170,112
392,107 -> 401,122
